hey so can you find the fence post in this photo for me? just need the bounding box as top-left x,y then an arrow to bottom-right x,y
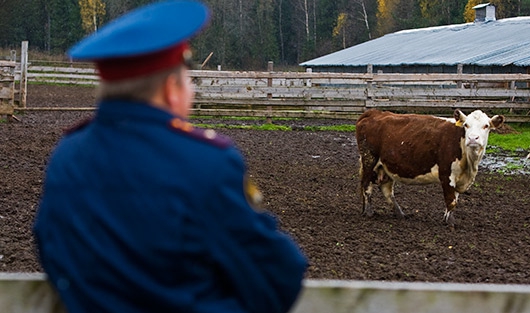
456,64 -> 463,88
19,41 -> 28,108
266,61 -> 273,124
365,64 -> 373,111
304,68 -> 313,104
456,64 -> 463,106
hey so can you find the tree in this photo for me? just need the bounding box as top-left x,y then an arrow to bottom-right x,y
357,0 -> 373,40
420,0 -> 467,25
376,0 -> 398,36
79,0 -> 106,34
332,12 -> 347,49
103,0 -> 152,21
463,0 -> 480,22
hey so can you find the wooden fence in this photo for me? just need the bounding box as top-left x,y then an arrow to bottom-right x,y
9,60 -> 530,122
2,274 -> 530,313
1,41 -> 28,116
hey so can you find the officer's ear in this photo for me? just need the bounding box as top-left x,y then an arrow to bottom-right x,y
172,66 -> 188,88
164,73 -> 181,108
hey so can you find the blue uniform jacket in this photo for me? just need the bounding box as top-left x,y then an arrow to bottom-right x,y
34,100 -> 308,313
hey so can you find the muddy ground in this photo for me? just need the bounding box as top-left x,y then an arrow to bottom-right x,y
1,84 -> 529,284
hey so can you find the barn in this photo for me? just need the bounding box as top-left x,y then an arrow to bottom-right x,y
300,3 -> 530,75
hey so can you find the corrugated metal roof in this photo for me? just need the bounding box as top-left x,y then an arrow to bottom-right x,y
300,17 -> 530,67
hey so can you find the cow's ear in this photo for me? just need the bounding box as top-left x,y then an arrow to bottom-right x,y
490,115 -> 505,129
454,109 -> 466,127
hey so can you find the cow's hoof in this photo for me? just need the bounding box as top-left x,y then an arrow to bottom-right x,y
393,206 -> 405,218
363,211 -> 374,217
362,209 -> 374,217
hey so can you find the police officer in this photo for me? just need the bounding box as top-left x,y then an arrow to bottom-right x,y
33,1 -> 307,312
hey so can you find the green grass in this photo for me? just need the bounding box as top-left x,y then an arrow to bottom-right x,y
193,123 -> 291,131
301,125 -> 356,132
190,116 -> 271,121
488,123 -> 530,152
192,119 -> 357,132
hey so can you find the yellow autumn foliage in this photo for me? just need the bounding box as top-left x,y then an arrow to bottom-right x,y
333,13 -> 347,37
79,0 -> 106,34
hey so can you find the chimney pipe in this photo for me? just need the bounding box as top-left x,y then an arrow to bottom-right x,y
473,3 -> 496,22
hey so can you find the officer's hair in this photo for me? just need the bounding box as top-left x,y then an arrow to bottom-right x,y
96,66 -> 186,102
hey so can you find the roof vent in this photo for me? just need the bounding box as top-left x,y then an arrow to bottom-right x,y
473,3 -> 496,22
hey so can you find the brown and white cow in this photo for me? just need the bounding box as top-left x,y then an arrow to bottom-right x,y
355,109 -> 505,227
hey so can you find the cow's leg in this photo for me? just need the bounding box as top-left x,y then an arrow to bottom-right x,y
361,184 -> 374,217
441,184 -> 459,227
380,180 -> 405,218
358,154 -> 378,217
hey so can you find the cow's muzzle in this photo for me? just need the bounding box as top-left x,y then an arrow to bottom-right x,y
466,136 -> 483,148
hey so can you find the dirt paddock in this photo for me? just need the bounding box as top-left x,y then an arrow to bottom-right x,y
1,84 -> 529,284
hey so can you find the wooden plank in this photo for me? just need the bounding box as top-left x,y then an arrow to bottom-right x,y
194,98 -> 365,107
20,41 -> 28,108
28,73 -> 99,80
368,87 -> 530,98
0,60 -> 16,67
193,77 -> 367,87
189,71 -> 530,82
28,78 -> 99,85
190,108 -> 360,119
504,115 -> 530,123
0,72 -> 15,81
195,86 -> 366,100
29,66 -> 97,74
189,70 -> 373,80
0,87 -> 14,99
16,107 -> 96,111
371,73 -> 530,82
0,102 -> 14,114
366,99 -> 530,109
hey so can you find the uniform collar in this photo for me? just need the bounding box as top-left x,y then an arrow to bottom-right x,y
95,99 -> 186,125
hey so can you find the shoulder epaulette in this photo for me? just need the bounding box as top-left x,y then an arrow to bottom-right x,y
168,118 -> 233,149
63,117 -> 93,135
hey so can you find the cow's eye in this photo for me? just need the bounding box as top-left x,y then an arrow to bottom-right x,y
483,124 -> 489,129
464,123 -> 469,128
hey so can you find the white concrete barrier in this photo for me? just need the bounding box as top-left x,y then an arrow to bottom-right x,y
2,273 -> 530,313
0,273 -> 65,313
290,280 -> 530,313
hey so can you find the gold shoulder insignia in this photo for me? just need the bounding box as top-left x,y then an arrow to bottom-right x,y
168,118 -> 233,148
244,174 -> 263,211
170,118 -> 194,133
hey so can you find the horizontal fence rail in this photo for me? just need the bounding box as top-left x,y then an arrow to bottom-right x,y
7,64 -> 530,121
2,274 -> 530,313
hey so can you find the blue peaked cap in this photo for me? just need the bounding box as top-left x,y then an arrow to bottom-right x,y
68,1 -> 210,60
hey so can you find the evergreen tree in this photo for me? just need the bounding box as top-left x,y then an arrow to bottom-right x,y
48,0 -> 84,53
420,0 -> 467,26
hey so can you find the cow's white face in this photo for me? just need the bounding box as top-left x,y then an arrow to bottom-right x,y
455,110 -> 504,152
